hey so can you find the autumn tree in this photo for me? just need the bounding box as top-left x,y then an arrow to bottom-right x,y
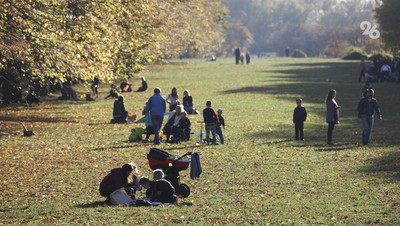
375,0 -> 400,51
0,0 -> 228,104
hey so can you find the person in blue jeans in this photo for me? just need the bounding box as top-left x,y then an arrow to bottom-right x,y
216,109 -> 225,144
146,87 -> 166,145
357,89 -> 382,145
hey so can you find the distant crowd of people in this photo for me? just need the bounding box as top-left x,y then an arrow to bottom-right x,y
234,48 -> 250,65
358,57 -> 400,83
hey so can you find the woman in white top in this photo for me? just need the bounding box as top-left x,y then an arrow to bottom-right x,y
166,87 -> 179,111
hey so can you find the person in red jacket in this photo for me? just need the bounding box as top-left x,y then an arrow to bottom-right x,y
358,58 -> 367,82
99,163 -> 139,200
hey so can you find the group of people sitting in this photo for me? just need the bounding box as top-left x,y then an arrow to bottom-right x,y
162,105 -> 191,143
359,57 -> 400,83
99,163 -> 177,206
119,76 -> 148,93
165,87 -> 200,115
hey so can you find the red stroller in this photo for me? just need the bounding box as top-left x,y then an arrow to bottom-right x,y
147,148 -> 194,198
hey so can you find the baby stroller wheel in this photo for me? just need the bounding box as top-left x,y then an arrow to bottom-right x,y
177,183 -> 190,198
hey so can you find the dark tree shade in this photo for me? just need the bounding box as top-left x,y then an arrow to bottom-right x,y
375,0 -> 400,51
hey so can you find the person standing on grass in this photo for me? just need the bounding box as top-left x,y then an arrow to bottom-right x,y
216,108 -> 225,144
293,98 -> 307,141
357,89 -> 382,146
234,48 -> 240,64
203,100 -> 219,145
245,52 -> 250,64
326,89 -> 340,145
146,87 -> 166,145
358,58 -> 367,82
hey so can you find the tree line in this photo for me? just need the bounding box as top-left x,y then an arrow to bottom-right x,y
0,0 -> 227,102
223,0 -> 399,57
1,0 -> 399,105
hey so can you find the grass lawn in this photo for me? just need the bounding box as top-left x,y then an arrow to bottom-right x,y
1,57 -> 399,224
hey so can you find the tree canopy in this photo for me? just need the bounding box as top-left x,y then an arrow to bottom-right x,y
223,0 -> 381,57
0,0 -> 228,84
375,0 -> 400,51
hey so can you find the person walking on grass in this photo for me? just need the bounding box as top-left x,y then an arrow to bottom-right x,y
146,87 -> 166,145
293,98 -> 307,141
203,100 -> 219,145
357,89 -> 382,146
326,89 -> 340,145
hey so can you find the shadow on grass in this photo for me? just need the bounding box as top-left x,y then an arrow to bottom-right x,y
222,61 -> 356,104
76,201 -> 193,208
76,201 -> 109,208
92,142 -> 141,151
0,115 -> 79,123
161,145 -> 204,151
359,151 -> 400,181
87,122 -> 111,126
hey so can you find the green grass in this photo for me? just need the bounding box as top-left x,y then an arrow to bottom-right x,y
1,57 -> 399,224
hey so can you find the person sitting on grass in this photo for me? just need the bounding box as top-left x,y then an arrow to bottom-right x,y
166,87 -> 179,112
112,96 -> 128,123
136,76 -> 148,92
153,169 -> 165,180
99,163 -> 140,203
179,111 -> 191,141
140,177 -> 177,204
120,81 -> 132,92
163,105 -> 183,142
59,80 -> 79,101
182,89 -> 199,114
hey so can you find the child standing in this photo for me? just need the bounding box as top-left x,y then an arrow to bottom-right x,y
293,98 -> 307,140
216,109 -> 225,144
179,111 -> 191,141
202,101 -> 219,145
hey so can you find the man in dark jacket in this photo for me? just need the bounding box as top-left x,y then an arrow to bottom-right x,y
357,89 -> 382,145
293,98 -> 307,140
203,101 -> 219,145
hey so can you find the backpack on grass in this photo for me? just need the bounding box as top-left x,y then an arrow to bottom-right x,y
129,127 -> 145,142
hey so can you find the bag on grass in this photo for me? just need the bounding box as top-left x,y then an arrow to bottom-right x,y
129,127 -> 145,142
110,188 -> 133,205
